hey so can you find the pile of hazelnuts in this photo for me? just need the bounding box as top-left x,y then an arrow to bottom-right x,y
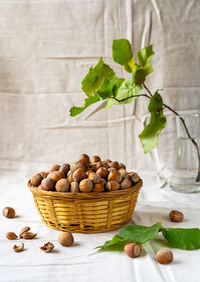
30,154 -> 141,193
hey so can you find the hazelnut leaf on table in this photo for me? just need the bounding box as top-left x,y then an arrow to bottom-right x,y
96,222 -> 200,251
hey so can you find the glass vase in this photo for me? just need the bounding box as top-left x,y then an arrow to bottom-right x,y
170,113 -> 200,193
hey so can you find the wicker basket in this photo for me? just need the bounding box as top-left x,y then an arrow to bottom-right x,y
28,180 -> 142,233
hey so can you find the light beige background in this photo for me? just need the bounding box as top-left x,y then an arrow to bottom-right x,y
0,0 -> 199,189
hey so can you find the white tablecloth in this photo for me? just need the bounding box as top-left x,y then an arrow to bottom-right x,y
1,172 -> 200,282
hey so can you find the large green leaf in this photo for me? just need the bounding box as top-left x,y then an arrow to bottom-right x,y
96,78 -> 115,99
81,57 -> 116,96
139,91 -> 167,153
119,222 -> 162,244
95,235 -> 131,251
161,227 -> 200,250
70,96 -> 101,117
112,38 -> 133,66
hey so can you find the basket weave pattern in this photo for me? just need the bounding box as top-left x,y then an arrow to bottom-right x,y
28,180 -> 142,233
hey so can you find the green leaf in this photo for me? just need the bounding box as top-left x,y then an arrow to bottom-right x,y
161,227 -> 200,250
136,45 -> 154,67
112,38 -> 133,66
96,78 -> 115,99
115,80 -> 142,101
119,222 -> 162,244
70,95 -> 101,117
138,92 -> 167,153
95,234 -> 131,251
132,66 -> 146,84
81,57 -> 116,96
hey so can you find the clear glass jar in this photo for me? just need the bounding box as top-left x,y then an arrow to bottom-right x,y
170,113 -> 200,193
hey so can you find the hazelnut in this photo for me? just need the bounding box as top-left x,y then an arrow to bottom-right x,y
101,178 -> 106,186
93,183 -> 104,192
101,161 -> 109,169
50,164 -> 60,171
6,232 -> 18,240
67,174 -> 74,184
13,243 -> 24,252
103,159 -> 112,163
70,161 -> 86,172
93,161 -> 102,171
108,161 -> 120,170
119,162 -> 126,169
19,226 -> 30,238
120,179 -> 132,189
124,243 -> 142,258
118,169 -> 129,179
169,210 -> 184,222
56,179 -> 69,192
2,207 -> 15,218
79,179 -> 93,192
41,178 -> 55,191
58,232 -> 74,246
30,173 -> 43,187
86,170 -> 93,176
40,242 -> 54,253
96,167 -> 108,179
59,163 -> 70,176
39,172 -> 49,178
67,170 -> 72,177
49,171 -> 65,182
156,248 -> 173,264
106,181 -> 120,191
108,167 -> 116,173
79,158 -> 90,170
90,155 -> 101,163
73,168 -> 86,182
70,181 -> 80,193
23,232 -> 37,239
88,172 -> 101,184
78,154 -> 90,165
129,172 -> 140,184
108,170 -> 122,183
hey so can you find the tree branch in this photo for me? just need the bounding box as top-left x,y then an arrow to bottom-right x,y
143,83 -> 152,97
112,93 -> 151,103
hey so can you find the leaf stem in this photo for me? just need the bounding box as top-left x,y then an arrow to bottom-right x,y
143,83 -> 152,97
113,93 -> 151,103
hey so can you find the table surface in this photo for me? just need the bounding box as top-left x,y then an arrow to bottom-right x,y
0,173 -> 200,282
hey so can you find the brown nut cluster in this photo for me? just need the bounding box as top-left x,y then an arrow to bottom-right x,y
29,154 -> 141,193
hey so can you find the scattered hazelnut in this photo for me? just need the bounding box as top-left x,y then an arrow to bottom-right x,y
120,179 -> 132,189
79,179 -> 93,192
40,242 -> 54,253
22,232 -> 37,239
19,226 -> 30,238
73,168 -> 86,182
156,248 -> 173,264
96,167 -> 108,179
50,164 -> 60,171
124,243 -> 142,258
30,173 -> 43,187
70,182 -> 80,193
108,170 -> 122,183
169,210 -> 184,222
129,172 -> 140,184
106,181 -> 120,191
119,162 -> 126,169
93,183 -> 104,192
41,178 -> 55,191
49,171 -> 65,182
70,161 -> 86,172
56,179 -> 69,192
90,155 -> 101,163
59,163 -> 70,176
58,232 -> 74,246
6,232 -> 18,240
13,243 -> 24,252
3,207 -> 15,218
108,161 -> 120,170
39,172 -> 49,178
88,172 -> 101,184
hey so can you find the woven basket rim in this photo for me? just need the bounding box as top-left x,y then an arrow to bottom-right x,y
28,179 -> 142,200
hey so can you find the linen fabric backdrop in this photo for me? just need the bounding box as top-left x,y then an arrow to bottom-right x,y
0,0 -> 200,192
